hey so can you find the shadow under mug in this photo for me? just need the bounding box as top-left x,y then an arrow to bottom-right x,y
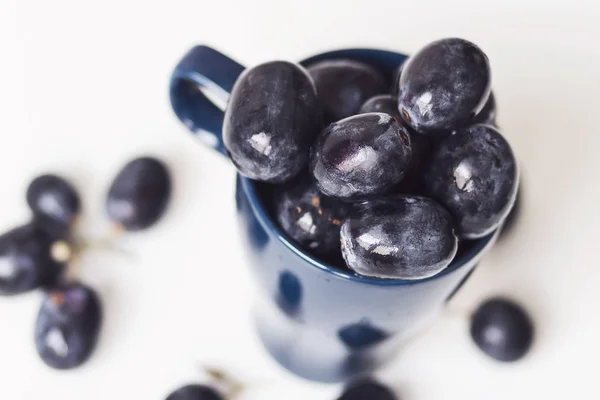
170,45 -> 498,383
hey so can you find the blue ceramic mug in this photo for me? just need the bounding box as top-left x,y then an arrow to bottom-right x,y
170,46 -> 498,383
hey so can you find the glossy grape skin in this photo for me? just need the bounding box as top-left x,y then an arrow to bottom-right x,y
106,156 -> 172,231
359,95 -> 435,187
26,174 -> 80,226
310,113 -> 412,200
0,221 -> 65,296
398,38 -> 491,135
470,298 -> 534,362
274,175 -> 350,259
340,195 -> 458,280
34,282 -> 102,369
308,59 -> 387,123
165,384 -> 223,400
223,61 -> 321,183
338,379 -> 397,400
359,94 -> 398,115
473,91 -> 497,126
424,124 -> 518,239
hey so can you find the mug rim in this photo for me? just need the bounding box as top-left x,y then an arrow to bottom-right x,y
240,176 -> 498,286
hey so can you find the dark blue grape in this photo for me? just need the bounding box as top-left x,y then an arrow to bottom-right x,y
35,282 -> 102,369
308,59 -> 387,123
165,384 -> 223,400
359,94 -> 398,115
338,379 -> 397,400
359,95 -> 435,188
275,174 -> 350,259
424,124 -> 518,239
398,38 -> 491,135
26,174 -> 80,226
310,113 -> 412,200
470,297 -> 534,362
106,156 -> 171,231
340,195 -> 458,280
223,61 -> 321,183
473,91 -> 497,126
0,221 -> 66,296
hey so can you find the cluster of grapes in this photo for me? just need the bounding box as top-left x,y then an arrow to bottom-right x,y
223,38 -> 518,281
0,156 -> 171,369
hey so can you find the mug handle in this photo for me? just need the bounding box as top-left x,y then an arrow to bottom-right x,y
169,45 -> 246,156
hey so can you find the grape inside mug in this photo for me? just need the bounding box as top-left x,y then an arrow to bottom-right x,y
169,45 -> 498,383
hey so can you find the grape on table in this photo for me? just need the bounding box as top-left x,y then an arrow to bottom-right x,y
165,384 -> 224,400
337,379 -> 397,400
26,174 -> 81,227
106,156 -> 172,231
470,297 -> 534,362
0,221 -> 66,296
34,282 -> 102,369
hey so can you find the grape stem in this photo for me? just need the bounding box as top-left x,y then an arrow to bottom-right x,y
201,366 -> 246,399
50,231 -> 135,281
77,237 -> 134,260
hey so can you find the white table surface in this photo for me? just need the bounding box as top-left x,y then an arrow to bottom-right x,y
1,1 -> 599,399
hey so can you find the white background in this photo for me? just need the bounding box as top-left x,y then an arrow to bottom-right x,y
1,1 -> 599,399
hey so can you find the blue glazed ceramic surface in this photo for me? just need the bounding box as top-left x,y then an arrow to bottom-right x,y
170,46 -> 498,382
